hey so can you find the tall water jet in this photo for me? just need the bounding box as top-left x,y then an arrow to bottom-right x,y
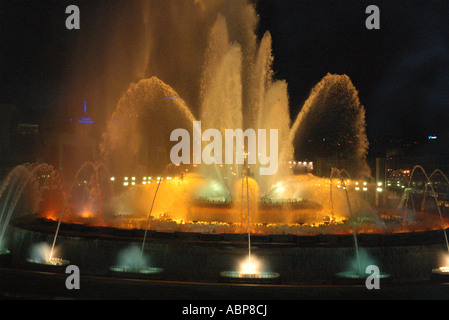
408,165 -> 449,253
332,167 -> 390,282
244,157 -> 252,271
256,79 -> 292,195
291,74 -> 370,179
219,156 -> 280,284
49,161 -> 106,262
100,77 -> 197,176
0,163 -> 60,248
200,14 -> 243,187
330,168 -> 360,276
140,177 -> 162,267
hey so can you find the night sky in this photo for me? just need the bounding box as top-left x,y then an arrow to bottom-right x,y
1,0 -> 449,157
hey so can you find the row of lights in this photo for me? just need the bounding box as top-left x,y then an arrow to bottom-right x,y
336,181 -> 383,192
110,176 -> 174,187
288,161 -> 313,166
386,182 -> 406,189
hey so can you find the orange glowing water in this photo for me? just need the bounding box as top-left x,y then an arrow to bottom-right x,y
37,173 -> 448,236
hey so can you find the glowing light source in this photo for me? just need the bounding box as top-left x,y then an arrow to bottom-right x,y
240,257 -> 259,275
78,118 -> 94,124
81,211 -> 93,218
438,266 -> 449,273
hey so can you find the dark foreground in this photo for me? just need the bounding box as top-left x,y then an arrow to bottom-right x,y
1,267 -> 449,300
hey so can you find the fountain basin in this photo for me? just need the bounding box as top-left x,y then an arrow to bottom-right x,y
25,257 -> 70,273
334,271 -> 391,285
219,271 -> 281,284
7,214 -> 449,283
109,266 -> 165,280
0,248 -> 12,268
430,268 -> 449,283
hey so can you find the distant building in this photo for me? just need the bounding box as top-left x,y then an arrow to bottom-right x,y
55,101 -> 98,176
16,123 -> 39,163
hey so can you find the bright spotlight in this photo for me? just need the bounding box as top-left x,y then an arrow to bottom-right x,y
240,257 -> 259,275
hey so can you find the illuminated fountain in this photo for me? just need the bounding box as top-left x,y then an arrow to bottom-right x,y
2,0 -> 448,287
414,168 -> 449,280
332,168 -> 390,281
36,0 -> 376,236
26,242 -> 69,272
109,245 -> 164,279
219,156 -> 280,283
0,163 -> 62,267
91,70 -> 374,234
108,167 -> 177,278
408,166 -> 449,251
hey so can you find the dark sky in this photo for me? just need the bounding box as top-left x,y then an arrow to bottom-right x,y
1,0 -> 449,156
257,0 -> 449,155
